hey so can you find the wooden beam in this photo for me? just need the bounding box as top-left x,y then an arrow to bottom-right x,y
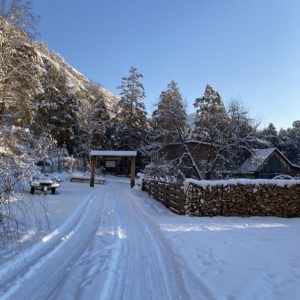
130,156 -> 135,188
90,156 -> 96,187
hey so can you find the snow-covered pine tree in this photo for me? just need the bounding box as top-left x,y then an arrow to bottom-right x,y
144,81 -> 195,180
31,65 -> 78,150
278,121 -> 300,165
151,80 -> 187,144
260,122 -> 279,148
192,85 -> 230,178
113,66 -> 147,150
193,84 -> 229,142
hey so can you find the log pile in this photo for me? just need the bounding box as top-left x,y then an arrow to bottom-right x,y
185,181 -> 300,218
143,178 -> 300,217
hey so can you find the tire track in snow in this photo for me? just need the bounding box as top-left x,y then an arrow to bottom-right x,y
49,188 -> 124,300
1,181 -> 212,299
98,186 -> 190,300
0,187 -> 105,300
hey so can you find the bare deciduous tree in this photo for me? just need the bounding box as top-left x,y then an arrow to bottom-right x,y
0,127 -> 48,246
0,0 -> 40,38
74,82 -> 110,170
0,15 -> 42,127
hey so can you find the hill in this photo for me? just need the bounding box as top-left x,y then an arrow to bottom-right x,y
0,15 -> 120,151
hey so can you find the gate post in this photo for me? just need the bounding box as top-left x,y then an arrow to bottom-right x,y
90,156 -> 95,187
130,156 -> 135,188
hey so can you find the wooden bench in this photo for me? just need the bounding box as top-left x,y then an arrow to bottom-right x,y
70,177 -> 105,184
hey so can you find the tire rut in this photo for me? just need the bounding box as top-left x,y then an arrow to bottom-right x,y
0,188 -> 104,300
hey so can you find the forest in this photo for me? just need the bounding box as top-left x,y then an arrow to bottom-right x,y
1,0 -> 300,185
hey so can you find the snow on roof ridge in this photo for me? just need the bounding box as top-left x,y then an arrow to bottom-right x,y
239,147 -> 300,173
238,148 -> 276,173
253,147 -> 276,156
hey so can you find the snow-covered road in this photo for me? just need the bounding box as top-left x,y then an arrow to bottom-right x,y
0,181 -> 190,300
1,176 -> 300,300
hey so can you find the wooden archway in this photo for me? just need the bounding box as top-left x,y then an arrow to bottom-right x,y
89,150 -> 137,188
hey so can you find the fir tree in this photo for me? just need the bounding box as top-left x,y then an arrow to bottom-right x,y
113,66 -> 147,150
145,82 -> 203,181
278,122 -> 300,165
261,123 -> 278,147
193,84 -> 229,143
31,65 -> 78,149
152,80 -> 187,144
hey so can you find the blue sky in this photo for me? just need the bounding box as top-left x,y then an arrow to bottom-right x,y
31,0 -> 300,130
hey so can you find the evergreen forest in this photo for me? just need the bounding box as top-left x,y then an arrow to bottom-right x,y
1,0 -> 300,185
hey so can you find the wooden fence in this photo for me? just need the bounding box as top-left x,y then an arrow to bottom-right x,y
142,179 -> 185,214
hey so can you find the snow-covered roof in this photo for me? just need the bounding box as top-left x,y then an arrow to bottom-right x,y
90,150 -> 137,157
238,148 -> 276,173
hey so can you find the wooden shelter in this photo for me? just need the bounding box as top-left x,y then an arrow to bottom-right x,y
89,150 -> 137,188
237,148 -> 300,178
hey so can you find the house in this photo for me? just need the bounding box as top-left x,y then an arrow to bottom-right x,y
150,141 -> 225,179
237,148 -> 300,179
151,142 -> 300,180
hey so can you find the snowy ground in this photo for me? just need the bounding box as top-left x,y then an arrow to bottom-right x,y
0,174 -> 299,300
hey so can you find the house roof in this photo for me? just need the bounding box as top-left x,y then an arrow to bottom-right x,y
238,147 -> 300,175
238,148 -> 277,173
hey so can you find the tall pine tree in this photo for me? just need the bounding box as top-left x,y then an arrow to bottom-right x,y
31,65 -> 78,149
192,85 -> 231,179
113,67 -> 147,150
152,80 -> 187,144
193,84 -> 229,143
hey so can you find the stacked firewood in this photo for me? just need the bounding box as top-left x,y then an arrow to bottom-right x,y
185,181 -> 300,218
